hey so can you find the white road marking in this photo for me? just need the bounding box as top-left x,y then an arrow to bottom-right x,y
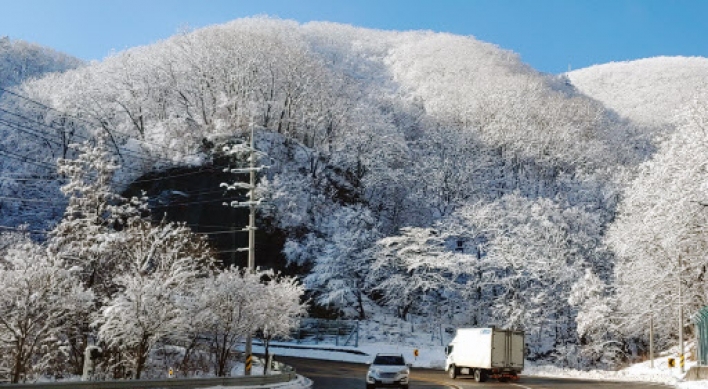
510,383 -> 534,389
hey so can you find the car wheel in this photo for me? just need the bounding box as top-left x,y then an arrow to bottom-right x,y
474,368 -> 488,382
448,365 -> 457,379
401,385 -> 409,389
366,384 -> 374,389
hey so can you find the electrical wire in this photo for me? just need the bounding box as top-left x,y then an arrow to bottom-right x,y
0,175 -> 61,181
0,108 -> 177,167
0,113 -> 249,191
0,87 -> 215,160
0,149 -> 56,169
0,195 -> 62,203
0,88 -> 259,239
0,225 -> 49,234
0,117 -> 65,147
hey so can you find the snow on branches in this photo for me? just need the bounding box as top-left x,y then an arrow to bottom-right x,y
0,138 -> 305,381
0,241 -> 93,383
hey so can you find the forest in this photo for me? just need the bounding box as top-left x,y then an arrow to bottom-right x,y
1,17 -> 708,380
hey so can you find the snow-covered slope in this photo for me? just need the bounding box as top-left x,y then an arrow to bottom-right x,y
0,36 -> 83,92
0,18 -> 698,374
566,56 -> 708,126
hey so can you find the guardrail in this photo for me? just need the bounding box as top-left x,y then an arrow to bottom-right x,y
292,318 -> 359,347
1,371 -> 297,389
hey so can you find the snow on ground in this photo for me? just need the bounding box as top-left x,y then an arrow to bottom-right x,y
250,321 -> 708,389
204,360 -> 313,389
205,374 -> 313,389
210,316 -> 708,389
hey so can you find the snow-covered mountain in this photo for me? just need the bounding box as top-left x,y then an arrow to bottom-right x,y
1,17 -> 705,375
0,36 -> 83,93
566,56 -> 708,126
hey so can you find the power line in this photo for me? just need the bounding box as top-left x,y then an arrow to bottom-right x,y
195,229 -> 249,236
0,225 -> 49,234
151,196 -> 246,208
128,164 -> 230,186
0,87 -> 211,160
0,108 -> 175,168
0,111 -> 249,191
0,93 -> 257,196
0,126 -> 236,190
0,175 -> 61,181
0,171 -> 237,201
0,149 -> 56,169
0,195 -> 65,203
0,117 -> 65,147
0,192 -> 242,209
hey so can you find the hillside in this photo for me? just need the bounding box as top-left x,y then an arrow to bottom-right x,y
0,36 -> 83,93
566,56 -> 708,126
0,17 -> 692,370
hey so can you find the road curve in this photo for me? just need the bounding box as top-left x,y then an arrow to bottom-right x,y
278,356 -> 676,389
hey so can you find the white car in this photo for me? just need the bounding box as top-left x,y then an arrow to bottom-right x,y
365,353 -> 410,389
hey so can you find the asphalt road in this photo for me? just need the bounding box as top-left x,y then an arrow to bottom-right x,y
278,357 -> 677,389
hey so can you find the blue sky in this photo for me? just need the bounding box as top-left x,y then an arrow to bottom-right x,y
1,0 -> 706,74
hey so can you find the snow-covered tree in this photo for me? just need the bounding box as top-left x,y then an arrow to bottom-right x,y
0,17 -> 678,372
50,137 -> 145,298
433,193 -> 609,360
96,219 -> 215,379
198,269 -> 259,377
45,137 -> 146,375
568,269 -> 622,368
0,37 -> 82,93
369,227 -> 473,320
97,274 -> 186,379
302,205 -> 379,319
0,241 -> 93,383
194,268 -> 305,377
254,273 -> 307,374
607,96 -> 708,351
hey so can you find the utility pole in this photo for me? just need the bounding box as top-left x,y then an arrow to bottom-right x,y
650,314 -> 654,368
222,121 -> 265,376
244,122 -> 256,376
678,253 -> 685,374
248,122 -> 256,272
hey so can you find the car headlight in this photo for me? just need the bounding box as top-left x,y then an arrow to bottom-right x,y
399,368 -> 409,374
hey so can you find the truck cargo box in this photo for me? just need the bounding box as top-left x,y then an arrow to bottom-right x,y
445,327 -> 524,382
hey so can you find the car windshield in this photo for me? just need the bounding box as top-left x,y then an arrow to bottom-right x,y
373,355 -> 405,365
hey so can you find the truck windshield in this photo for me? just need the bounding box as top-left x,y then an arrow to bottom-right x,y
373,355 -> 405,365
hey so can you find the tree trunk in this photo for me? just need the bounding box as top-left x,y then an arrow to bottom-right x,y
356,290 -> 366,320
263,337 -> 270,375
135,337 -> 150,379
12,348 -> 24,383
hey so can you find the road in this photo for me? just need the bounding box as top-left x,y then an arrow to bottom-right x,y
278,357 -> 676,389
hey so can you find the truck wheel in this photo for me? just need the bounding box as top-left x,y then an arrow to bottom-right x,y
448,365 -> 457,379
474,369 -> 488,382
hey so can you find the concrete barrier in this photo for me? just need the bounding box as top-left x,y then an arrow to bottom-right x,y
684,366 -> 708,381
1,371 -> 297,388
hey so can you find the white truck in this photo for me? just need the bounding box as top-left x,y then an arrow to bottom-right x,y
445,327 -> 524,382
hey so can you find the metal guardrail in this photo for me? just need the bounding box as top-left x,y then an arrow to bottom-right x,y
695,306 -> 708,365
1,371 -> 297,389
293,319 -> 359,347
